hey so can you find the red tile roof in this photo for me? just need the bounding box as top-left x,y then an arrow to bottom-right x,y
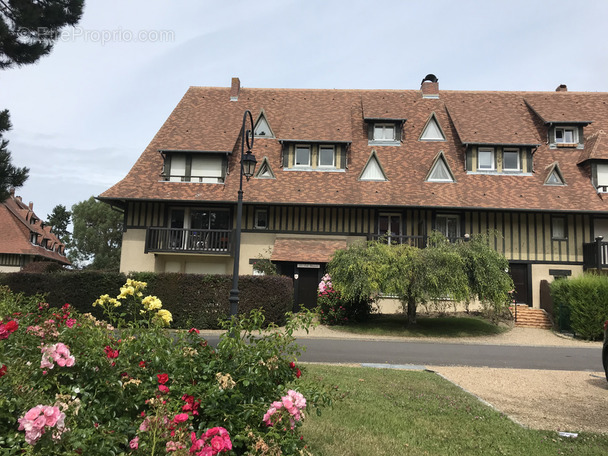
524,93 -> 599,124
578,130 -> 608,164
271,239 -> 347,263
100,83 -> 608,213
0,193 -> 70,265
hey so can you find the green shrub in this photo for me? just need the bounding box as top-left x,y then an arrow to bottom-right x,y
0,272 -> 294,329
0,284 -> 327,455
550,273 -> 608,340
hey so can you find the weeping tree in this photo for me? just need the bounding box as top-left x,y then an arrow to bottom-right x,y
328,232 -> 513,325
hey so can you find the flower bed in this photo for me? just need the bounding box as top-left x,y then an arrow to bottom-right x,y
0,283 -> 325,455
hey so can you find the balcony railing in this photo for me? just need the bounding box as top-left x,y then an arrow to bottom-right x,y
583,238 -> 608,270
145,228 -> 232,254
368,234 -> 464,247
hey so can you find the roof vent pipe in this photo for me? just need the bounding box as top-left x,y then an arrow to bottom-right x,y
556,84 -> 568,92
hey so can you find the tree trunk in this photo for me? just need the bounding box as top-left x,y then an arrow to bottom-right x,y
407,296 -> 417,325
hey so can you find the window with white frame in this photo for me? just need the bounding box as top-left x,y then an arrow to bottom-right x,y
597,164 -> 608,192
477,148 -> 495,171
435,214 -> 460,240
552,216 -> 567,240
294,145 -> 311,167
555,127 -> 578,144
164,153 -> 224,183
373,124 -> 396,142
502,149 -> 521,172
318,145 -> 336,168
254,209 -> 268,229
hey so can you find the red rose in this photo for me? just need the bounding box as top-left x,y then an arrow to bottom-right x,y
139,361 -> 146,368
4,320 -> 18,334
104,346 -> 119,359
188,328 -> 200,334
295,368 -> 302,378
158,384 -> 170,394
0,364 -> 7,378
157,373 -> 169,384
289,362 -> 295,369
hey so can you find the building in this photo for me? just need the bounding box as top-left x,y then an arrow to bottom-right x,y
99,76 -> 608,310
0,189 -> 70,272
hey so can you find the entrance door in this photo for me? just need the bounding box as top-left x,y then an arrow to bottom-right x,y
294,266 -> 321,311
509,263 -> 530,306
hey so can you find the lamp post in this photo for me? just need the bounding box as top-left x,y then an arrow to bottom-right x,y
229,110 -> 257,316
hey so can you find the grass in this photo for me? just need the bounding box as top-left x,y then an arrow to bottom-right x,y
301,364 -> 608,456
328,313 -> 509,338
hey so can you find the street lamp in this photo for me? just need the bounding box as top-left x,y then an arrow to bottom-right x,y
229,110 -> 257,316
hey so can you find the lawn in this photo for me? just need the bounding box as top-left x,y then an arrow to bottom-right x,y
327,313 -> 509,338
301,364 -> 608,456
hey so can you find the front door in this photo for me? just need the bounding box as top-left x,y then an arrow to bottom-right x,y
509,263 -> 530,306
294,266 -> 321,311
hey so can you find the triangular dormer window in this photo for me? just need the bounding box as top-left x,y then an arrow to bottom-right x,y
254,111 -> 274,138
544,162 -> 566,186
420,113 -> 446,141
426,151 -> 455,182
359,150 -> 387,181
255,157 -> 275,179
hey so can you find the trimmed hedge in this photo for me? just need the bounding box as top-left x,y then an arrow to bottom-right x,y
0,271 -> 293,329
550,273 -> 608,340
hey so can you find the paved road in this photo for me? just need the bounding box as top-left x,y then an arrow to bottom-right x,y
202,335 -> 602,371
296,338 -> 602,371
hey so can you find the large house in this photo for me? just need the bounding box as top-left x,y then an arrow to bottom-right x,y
0,189 -> 70,272
100,76 -> 608,310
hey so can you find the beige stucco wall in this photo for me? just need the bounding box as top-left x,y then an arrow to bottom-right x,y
119,229 -> 156,274
531,263 -> 584,309
239,232 -> 277,273
0,265 -> 21,273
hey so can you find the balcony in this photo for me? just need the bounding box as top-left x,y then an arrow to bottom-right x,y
368,234 -> 464,247
145,228 -> 233,255
583,238 -> 608,270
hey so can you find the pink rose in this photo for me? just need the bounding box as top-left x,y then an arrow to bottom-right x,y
173,413 -> 189,423
129,436 -> 139,449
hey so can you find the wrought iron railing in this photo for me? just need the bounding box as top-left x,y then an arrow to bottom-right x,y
145,228 -> 232,254
368,234 -> 464,247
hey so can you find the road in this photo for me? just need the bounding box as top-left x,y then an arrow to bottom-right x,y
202,335 -> 602,371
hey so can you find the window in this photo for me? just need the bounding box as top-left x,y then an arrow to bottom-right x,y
436,214 -> 460,240
373,124 -> 396,142
318,145 -> 335,167
420,114 -> 445,141
503,149 -> 520,172
359,151 -> 387,181
164,153 -> 224,183
294,145 -> 311,167
427,153 -> 454,182
477,148 -> 495,171
552,217 -> 567,240
555,127 -> 578,145
378,214 -> 401,244
30,233 -> 38,244
254,209 -> 268,229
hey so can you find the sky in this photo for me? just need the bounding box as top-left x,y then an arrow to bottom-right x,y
2,0 -> 608,223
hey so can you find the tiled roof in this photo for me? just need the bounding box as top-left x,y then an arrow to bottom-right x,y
578,130 -> 608,164
271,239 -> 347,263
100,82 -> 608,213
0,193 -> 70,265
524,93 -> 599,124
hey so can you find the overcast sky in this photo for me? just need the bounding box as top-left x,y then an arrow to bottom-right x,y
2,0 -> 608,222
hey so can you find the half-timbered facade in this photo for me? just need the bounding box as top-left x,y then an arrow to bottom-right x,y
100,76 -> 608,309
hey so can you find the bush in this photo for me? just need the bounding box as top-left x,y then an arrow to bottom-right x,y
550,273 -> 608,340
0,272 -> 294,329
0,284 -> 328,455
19,262 -> 66,273
316,274 -> 373,325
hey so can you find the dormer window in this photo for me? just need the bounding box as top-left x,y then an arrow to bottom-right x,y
477,148 -> 495,171
30,233 -> 37,244
318,145 -> 336,168
502,149 -> 521,172
294,145 -> 311,167
373,124 -> 395,141
162,152 -> 226,183
595,163 -> 608,193
367,120 -> 402,146
555,127 -> 578,145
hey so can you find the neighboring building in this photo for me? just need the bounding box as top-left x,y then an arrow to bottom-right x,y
99,76 -> 608,310
0,189 -> 70,272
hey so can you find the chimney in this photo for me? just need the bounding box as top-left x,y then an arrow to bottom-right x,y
421,74 -> 439,99
29,201 -> 33,210
9,187 -> 15,198
556,84 -> 568,92
230,77 -> 240,101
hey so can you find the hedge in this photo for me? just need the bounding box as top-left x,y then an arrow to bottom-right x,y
550,273 -> 608,340
0,271 -> 293,329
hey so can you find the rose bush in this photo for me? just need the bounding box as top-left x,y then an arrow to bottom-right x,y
0,283 -> 328,455
316,274 -> 374,325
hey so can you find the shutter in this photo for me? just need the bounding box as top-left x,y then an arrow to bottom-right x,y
283,144 -> 290,168
169,154 -> 186,182
526,149 -> 533,173
466,148 -> 472,172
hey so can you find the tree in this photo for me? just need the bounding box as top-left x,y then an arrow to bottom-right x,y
0,110 -> 28,201
46,204 -> 71,245
328,233 -> 513,325
69,197 -> 123,270
0,0 -> 85,200
0,0 -> 84,69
